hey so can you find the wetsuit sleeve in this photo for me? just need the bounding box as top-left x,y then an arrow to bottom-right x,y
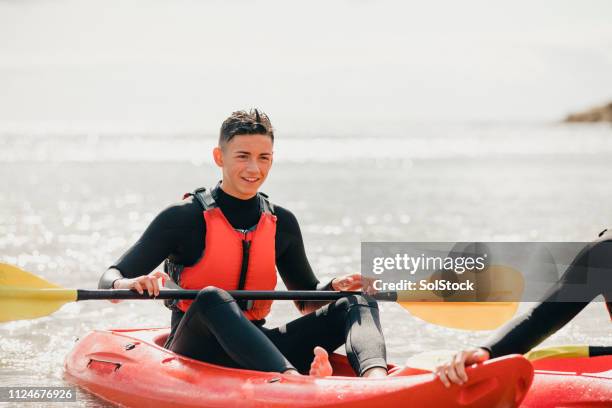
482,301 -> 588,358
483,240 -> 611,357
98,267 -> 124,289
98,200 -> 204,289
274,206 -> 334,314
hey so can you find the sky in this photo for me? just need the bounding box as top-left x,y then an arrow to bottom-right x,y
1,0 -> 612,133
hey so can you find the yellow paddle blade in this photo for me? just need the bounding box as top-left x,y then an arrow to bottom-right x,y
399,301 -> 519,330
524,345 -> 589,361
396,264 -> 524,330
404,349 -> 457,372
0,262 -> 63,288
0,263 -> 77,323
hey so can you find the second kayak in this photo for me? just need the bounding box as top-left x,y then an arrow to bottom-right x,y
521,345 -> 612,408
64,328 -> 533,408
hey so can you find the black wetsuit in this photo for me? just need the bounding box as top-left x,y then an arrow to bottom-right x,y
484,232 -> 612,357
98,187 -> 387,375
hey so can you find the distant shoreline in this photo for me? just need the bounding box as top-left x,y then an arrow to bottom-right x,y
565,102 -> 612,123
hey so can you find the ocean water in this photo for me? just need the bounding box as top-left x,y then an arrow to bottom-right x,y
1,122 -> 611,406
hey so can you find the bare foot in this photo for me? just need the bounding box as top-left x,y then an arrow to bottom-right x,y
309,346 -> 333,377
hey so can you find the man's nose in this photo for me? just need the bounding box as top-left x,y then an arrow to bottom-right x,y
245,158 -> 259,172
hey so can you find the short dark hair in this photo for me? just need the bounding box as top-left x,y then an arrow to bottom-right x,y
219,109 -> 274,147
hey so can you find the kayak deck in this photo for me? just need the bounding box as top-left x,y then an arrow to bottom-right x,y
64,328 -> 532,408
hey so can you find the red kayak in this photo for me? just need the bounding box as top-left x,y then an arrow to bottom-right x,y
64,328 -> 532,408
521,348 -> 612,408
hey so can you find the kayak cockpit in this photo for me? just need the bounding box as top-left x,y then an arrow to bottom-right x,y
149,329 -> 401,377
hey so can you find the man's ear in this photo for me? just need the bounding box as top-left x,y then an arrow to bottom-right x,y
213,146 -> 223,167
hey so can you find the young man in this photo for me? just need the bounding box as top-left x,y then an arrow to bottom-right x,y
435,231 -> 612,387
98,109 -> 388,377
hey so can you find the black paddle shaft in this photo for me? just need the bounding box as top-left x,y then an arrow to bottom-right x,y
76,289 -> 399,302
589,346 -> 612,357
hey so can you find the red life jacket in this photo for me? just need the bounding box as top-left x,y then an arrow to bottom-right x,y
167,186 -> 277,321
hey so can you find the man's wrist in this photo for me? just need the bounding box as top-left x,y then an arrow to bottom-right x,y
111,278 -> 123,289
478,347 -> 492,359
316,278 -> 337,291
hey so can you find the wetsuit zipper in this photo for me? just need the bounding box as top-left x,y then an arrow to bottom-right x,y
237,232 -> 251,310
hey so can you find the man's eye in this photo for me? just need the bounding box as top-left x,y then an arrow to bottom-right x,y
260,157 -> 270,161
237,155 -> 248,159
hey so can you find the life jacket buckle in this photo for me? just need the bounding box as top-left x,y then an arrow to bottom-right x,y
163,260 -> 184,311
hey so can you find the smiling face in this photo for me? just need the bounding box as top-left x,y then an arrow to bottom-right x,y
213,134 -> 274,199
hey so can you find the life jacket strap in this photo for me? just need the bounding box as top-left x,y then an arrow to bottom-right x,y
258,192 -> 275,215
190,186 -> 218,211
